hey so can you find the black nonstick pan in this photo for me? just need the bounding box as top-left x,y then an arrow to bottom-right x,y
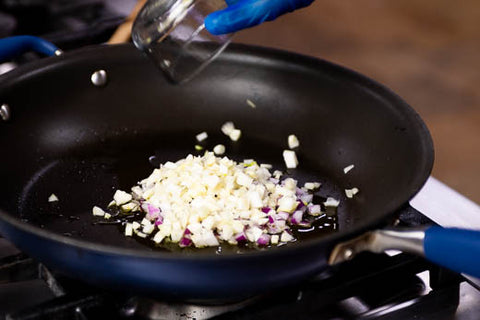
0,41 -> 478,301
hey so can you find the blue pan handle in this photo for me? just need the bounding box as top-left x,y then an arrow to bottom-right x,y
329,226 -> 480,279
424,226 -> 480,278
0,36 -> 61,63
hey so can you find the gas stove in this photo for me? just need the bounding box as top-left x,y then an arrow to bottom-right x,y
1,3 -> 479,318
0,178 -> 479,320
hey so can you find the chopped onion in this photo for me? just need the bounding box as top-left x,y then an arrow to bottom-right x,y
308,204 -> 322,216
143,224 -> 155,234
125,223 -> 133,236
96,152 -> 329,248
155,217 -> 164,226
145,203 -> 161,219
229,129 -> 242,141
48,194 -> 59,202
278,196 -> 298,213
282,150 -> 298,169
235,232 -> 247,242
221,121 -> 235,135
196,131 -> 208,142
271,235 -> 280,245
179,237 -> 192,247
262,207 -> 272,214
92,206 -> 105,217
153,231 -> 165,243
343,164 -> 355,174
345,187 -> 359,198
324,197 -> 340,207
287,134 -> 300,149
213,144 -> 225,155
280,231 -> 294,242
299,194 -> 313,204
269,177 -> 279,184
246,226 -> 263,242
257,234 -> 270,246
246,99 -> 256,108
290,210 -> 304,225
121,202 -> 137,212
277,212 -> 290,220
296,200 -> 305,209
113,190 -> 132,205
304,182 -> 321,190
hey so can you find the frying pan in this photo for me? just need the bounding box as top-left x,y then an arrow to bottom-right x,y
0,36 -> 479,301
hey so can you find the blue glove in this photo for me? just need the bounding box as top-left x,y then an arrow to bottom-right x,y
205,0 -> 315,35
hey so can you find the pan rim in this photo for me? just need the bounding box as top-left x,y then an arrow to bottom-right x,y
0,43 -> 434,261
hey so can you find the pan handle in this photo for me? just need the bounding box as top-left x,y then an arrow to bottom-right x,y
329,226 -> 480,278
0,36 -> 62,63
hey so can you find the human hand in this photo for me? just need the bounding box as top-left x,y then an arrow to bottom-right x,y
205,0 -> 315,35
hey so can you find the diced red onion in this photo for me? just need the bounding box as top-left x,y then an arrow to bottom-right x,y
296,201 -> 305,209
148,204 -> 160,214
261,207 -> 271,214
277,212 -> 289,220
142,203 -> 161,220
235,232 -> 247,242
296,187 -> 307,196
268,215 -> 275,223
300,194 -> 313,204
184,228 -> 191,235
154,217 -> 163,226
276,220 -> 286,229
268,178 -> 279,184
268,220 -> 286,234
290,210 -> 304,225
308,204 -> 322,215
179,237 -> 192,247
257,234 -> 270,246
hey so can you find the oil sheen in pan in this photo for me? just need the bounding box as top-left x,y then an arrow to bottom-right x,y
17,133 -> 341,254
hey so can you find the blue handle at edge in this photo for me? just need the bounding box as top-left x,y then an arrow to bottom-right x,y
424,226 -> 480,278
0,36 -> 59,62
205,0 -> 315,35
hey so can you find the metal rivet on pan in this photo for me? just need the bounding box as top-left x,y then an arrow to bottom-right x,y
54,49 -> 63,56
0,104 -> 11,121
343,248 -> 354,260
91,69 -> 108,87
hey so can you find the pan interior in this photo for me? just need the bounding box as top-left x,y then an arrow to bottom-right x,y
0,44 -> 432,255
13,132 -> 343,254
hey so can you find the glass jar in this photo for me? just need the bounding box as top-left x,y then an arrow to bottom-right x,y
132,0 -> 234,84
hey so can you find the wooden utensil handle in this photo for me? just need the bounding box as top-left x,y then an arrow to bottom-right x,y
108,0 -> 147,44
